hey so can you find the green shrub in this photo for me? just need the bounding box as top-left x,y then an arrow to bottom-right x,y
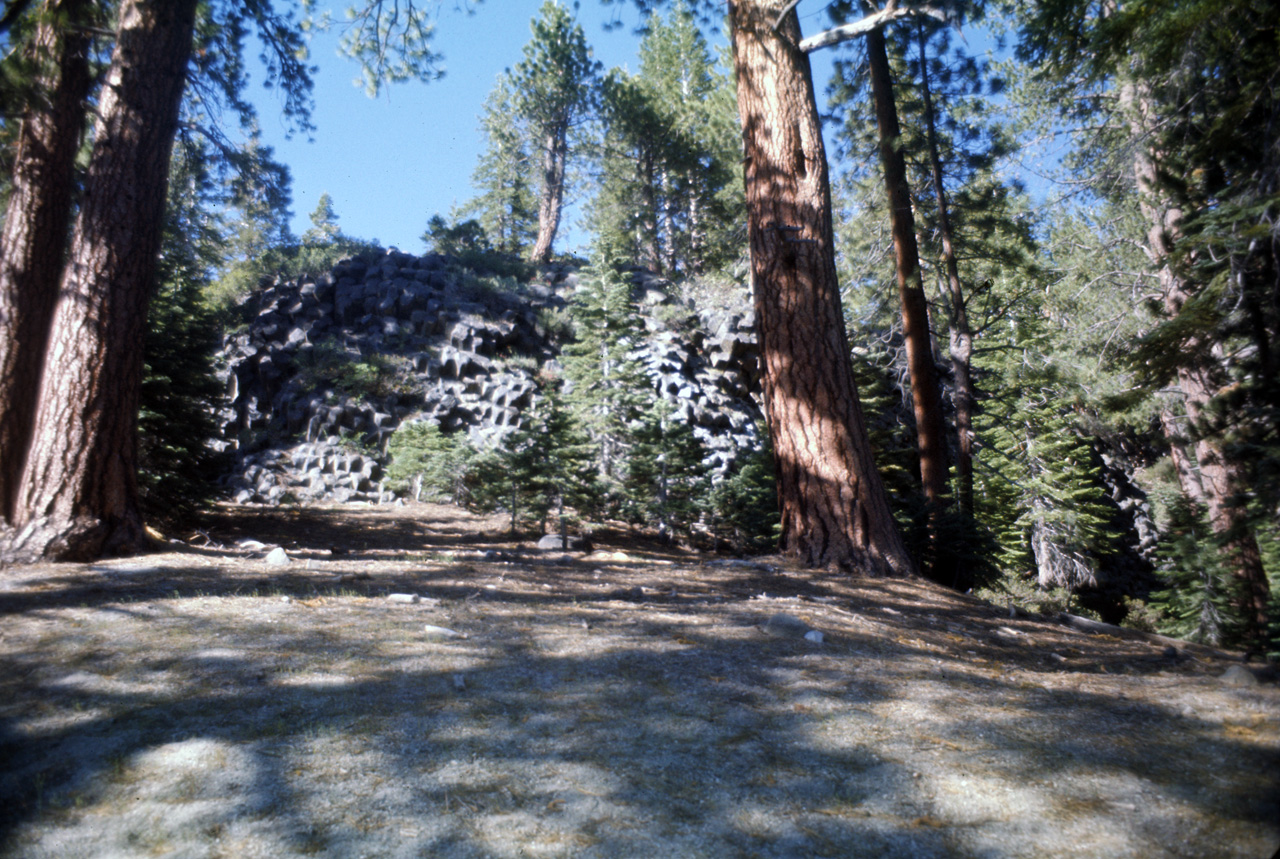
385,422 -> 471,503
293,340 -> 408,398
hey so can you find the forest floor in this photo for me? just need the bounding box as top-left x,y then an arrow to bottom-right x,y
0,501 -> 1277,859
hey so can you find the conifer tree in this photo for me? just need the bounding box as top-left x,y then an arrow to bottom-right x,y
561,258 -> 651,494
139,143 -> 231,527
465,74 -> 538,255
509,1 -> 600,263
625,397 -> 709,541
468,376 -> 598,536
1016,0 -> 1278,646
590,2 -> 743,274
304,193 -> 341,243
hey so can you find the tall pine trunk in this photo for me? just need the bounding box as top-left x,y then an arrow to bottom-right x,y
728,0 -> 913,576
865,28 -> 950,542
916,23 -> 974,523
0,0 -> 94,523
1125,80 -> 1270,646
3,0 -> 198,562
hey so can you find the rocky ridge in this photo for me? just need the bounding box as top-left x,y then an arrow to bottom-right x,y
215,249 -> 764,505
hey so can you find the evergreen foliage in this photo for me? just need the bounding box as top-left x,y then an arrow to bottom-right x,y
465,376 -> 599,536
624,397 -> 710,541
508,0 -> 601,261
385,421 -> 471,504
138,143 -> 230,526
464,74 -> 538,255
561,258 -> 651,495
706,431 -> 779,553
590,2 -> 743,274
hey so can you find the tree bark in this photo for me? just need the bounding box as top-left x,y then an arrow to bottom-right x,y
865,27 -> 950,540
728,0 -> 913,576
531,127 -> 567,263
1125,80 -> 1270,646
0,0 -> 94,524
915,22 -> 974,522
3,0 -> 198,562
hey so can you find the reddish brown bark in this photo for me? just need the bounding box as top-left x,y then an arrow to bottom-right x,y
728,0 -> 913,576
0,0 -> 94,523
1125,80 -> 1270,645
916,22 -> 974,523
865,28 -> 950,526
3,0 -> 198,562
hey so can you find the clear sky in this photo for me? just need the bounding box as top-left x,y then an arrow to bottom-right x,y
249,1 -> 842,255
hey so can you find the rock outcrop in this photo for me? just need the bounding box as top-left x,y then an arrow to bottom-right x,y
215,250 -> 764,505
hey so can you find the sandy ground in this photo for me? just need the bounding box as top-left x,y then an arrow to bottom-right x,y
1,501 -> 1277,858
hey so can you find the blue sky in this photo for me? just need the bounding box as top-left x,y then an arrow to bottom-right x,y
249,1 -> 842,254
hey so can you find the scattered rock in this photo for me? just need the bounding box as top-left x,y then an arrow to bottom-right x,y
587,550 -> 632,562
238,539 -> 269,552
386,593 -> 420,604
537,533 -> 592,552
804,629 -> 824,644
423,624 -> 466,639
763,613 -> 812,639
264,547 -> 290,565
1220,665 -> 1260,687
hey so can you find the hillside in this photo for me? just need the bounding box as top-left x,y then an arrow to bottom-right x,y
1,501 -> 1276,858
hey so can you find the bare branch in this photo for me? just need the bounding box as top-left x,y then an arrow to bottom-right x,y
771,0 -> 802,32
798,4 -> 948,53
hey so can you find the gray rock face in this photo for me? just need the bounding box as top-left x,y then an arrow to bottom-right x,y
214,251 -> 765,506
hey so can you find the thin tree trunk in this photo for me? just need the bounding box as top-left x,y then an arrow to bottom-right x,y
640,148 -> 661,271
865,27 -> 950,532
915,22 -> 974,522
531,129 -> 567,263
0,0 -> 94,523
3,0 -> 198,562
728,0 -> 913,576
1125,79 -> 1270,645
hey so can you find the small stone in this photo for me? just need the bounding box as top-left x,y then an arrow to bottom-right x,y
763,613 -> 812,639
265,547 -> 290,565
387,593 -> 420,604
537,533 -> 592,552
423,624 -> 466,639
238,539 -> 269,551
452,674 -> 467,691
804,630 -> 824,644
1220,665 -> 1260,687
1162,646 -> 1180,659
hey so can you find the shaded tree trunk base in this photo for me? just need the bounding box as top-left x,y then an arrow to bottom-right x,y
1,513 -> 147,563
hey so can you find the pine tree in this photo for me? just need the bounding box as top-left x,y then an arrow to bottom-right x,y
385,421 -> 470,503
590,2 -> 743,274
625,397 -> 710,541
139,143 -> 230,527
467,376 -> 598,536
465,74 -> 537,256
304,193 -> 341,243
561,258 -> 651,496
1016,0 -> 1278,646
509,1 -> 600,263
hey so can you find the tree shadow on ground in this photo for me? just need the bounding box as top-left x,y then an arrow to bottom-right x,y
2,514 -> 1277,857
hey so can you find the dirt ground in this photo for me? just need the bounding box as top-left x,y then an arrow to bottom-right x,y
1,501 -> 1277,858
